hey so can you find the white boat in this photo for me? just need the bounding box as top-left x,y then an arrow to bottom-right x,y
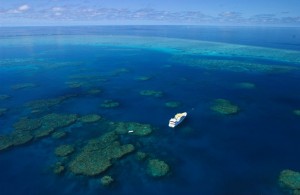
168,112 -> 187,128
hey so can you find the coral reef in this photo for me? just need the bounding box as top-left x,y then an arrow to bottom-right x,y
87,89 -> 102,95
1,117 -> 43,149
235,82 -> 256,89
0,108 -> 8,116
51,131 -> 67,139
171,55 -> 299,74
0,113 -> 77,152
211,99 -> 240,115
55,145 -> 75,157
25,95 -> 76,112
13,118 -> 42,132
65,81 -> 88,88
101,100 -> 120,108
147,159 -> 170,177
136,151 -> 147,161
293,110 -> 300,116
11,83 -> 37,90
53,162 -> 65,174
111,68 -> 130,76
139,90 -> 163,97
279,169 -> 300,195
0,95 -> 10,100
165,101 -> 181,108
69,131 -> 134,176
135,76 -> 152,81
39,113 -> 78,130
10,130 -> 34,146
113,122 -> 153,136
0,135 -> 13,151
33,127 -> 54,138
100,175 -> 114,186
13,113 -> 76,137
79,114 -> 102,123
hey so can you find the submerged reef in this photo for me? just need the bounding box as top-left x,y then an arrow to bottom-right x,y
79,114 -> 102,123
25,95 -> 76,112
211,99 -> 240,115
65,81 -> 89,88
69,131 -> 134,176
13,118 -> 42,132
113,122 -> 153,136
135,76 -> 152,81
55,145 -> 75,157
139,90 -> 163,97
110,68 -> 130,76
0,113 -> 77,152
136,151 -> 147,161
100,100 -> 120,108
33,127 -> 55,138
100,175 -> 114,186
0,135 -> 13,151
235,82 -> 256,89
171,55 -> 299,74
0,95 -> 10,100
11,83 -> 37,90
10,130 -> 34,146
53,162 -> 65,175
0,108 -> 8,116
87,89 -> 102,95
147,159 -> 170,177
293,110 -> 300,116
51,131 -> 67,139
39,113 -> 78,130
279,169 -> 300,195
165,101 -> 181,108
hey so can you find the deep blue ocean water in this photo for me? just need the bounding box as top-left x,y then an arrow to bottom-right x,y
0,26 -> 300,195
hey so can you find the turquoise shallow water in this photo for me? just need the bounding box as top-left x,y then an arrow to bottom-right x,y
0,26 -> 300,195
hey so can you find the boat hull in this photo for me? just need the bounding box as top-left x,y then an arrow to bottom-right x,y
168,112 -> 187,128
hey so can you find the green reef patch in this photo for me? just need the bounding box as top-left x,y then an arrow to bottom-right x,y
13,118 -> 42,132
0,113 -> 77,152
147,159 -> 170,177
0,95 -> 10,100
165,101 -> 181,108
0,108 -> 8,116
55,144 -> 75,157
100,100 -> 120,108
136,151 -> 147,161
65,81 -> 86,88
11,83 -> 37,90
293,110 -> 300,116
235,82 -> 256,89
211,99 -> 240,115
100,175 -> 114,186
112,122 -> 153,136
135,76 -> 152,81
10,130 -> 34,146
53,162 -> 65,175
87,89 -> 102,95
39,113 -> 78,130
79,114 -> 102,123
279,169 -> 300,195
171,56 -> 299,74
51,131 -> 67,139
139,90 -> 163,97
0,135 -> 13,151
33,127 -> 55,138
69,131 -> 135,176
25,94 -> 76,113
